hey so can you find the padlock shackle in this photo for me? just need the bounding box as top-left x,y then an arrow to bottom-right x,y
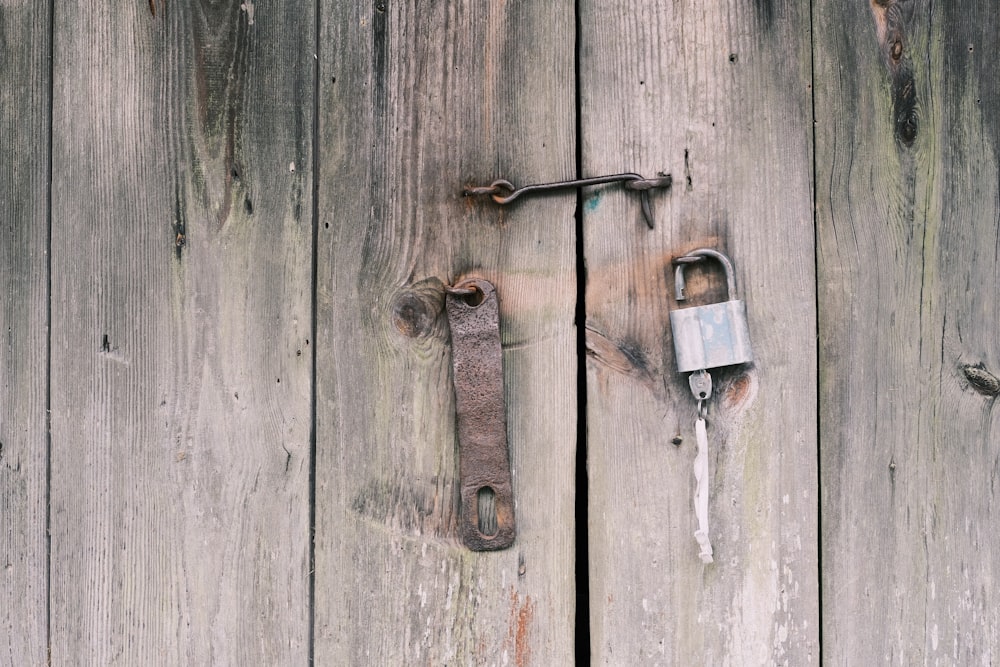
674,248 -> 738,302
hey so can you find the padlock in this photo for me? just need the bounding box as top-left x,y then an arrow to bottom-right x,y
669,248 -> 753,373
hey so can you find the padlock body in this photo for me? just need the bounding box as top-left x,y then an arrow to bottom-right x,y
670,300 -> 753,372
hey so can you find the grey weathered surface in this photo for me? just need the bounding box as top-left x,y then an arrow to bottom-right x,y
580,1 -> 819,662
0,3 -> 50,664
816,0 -> 1000,662
9,0 -> 1000,660
314,0 -> 578,663
48,2 -> 312,663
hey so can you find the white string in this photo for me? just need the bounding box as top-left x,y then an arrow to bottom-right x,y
693,416 -> 713,563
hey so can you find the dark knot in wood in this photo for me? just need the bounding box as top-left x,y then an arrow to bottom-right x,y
963,364 -> 1000,397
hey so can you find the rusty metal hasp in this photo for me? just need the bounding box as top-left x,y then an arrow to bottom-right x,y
445,278 -> 516,551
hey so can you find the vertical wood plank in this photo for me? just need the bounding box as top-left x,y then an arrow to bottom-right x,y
816,0 -> 1000,661
315,1 -> 577,663
579,1 -> 819,662
0,3 -> 50,664
49,2 -> 313,663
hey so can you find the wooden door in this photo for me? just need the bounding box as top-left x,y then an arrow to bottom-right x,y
2,1 -> 999,665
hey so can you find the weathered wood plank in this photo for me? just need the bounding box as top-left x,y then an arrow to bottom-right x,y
48,3 -> 313,663
314,1 -> 577,663
816,0 -> 1000,661
0,3 -> 50,664
579,1 -> 819,662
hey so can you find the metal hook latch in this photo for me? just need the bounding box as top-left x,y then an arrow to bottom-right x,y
464,172 -> 672,228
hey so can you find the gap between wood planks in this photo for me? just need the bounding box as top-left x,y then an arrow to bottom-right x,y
808,0 -> 824,659
308,0 -> 322,662
572,0 -> 592,661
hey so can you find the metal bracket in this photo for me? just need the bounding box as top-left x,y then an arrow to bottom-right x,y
445,278 -> 516,551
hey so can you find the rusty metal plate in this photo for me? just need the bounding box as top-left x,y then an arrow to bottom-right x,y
445,277 -> 516,551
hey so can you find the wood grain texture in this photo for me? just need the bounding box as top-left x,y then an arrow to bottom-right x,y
579,1 -> 819,662
0,3 -> 50,664
315,1 -> 577,663
48,2 -> 312,663
816,0 -> 1000,661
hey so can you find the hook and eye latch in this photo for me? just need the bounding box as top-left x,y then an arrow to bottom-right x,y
464,172 -> 672,228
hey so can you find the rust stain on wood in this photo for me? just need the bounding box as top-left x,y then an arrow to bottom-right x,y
585,241 -> 722,308
506,588 -> 535,667
723,373 -> 754,409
